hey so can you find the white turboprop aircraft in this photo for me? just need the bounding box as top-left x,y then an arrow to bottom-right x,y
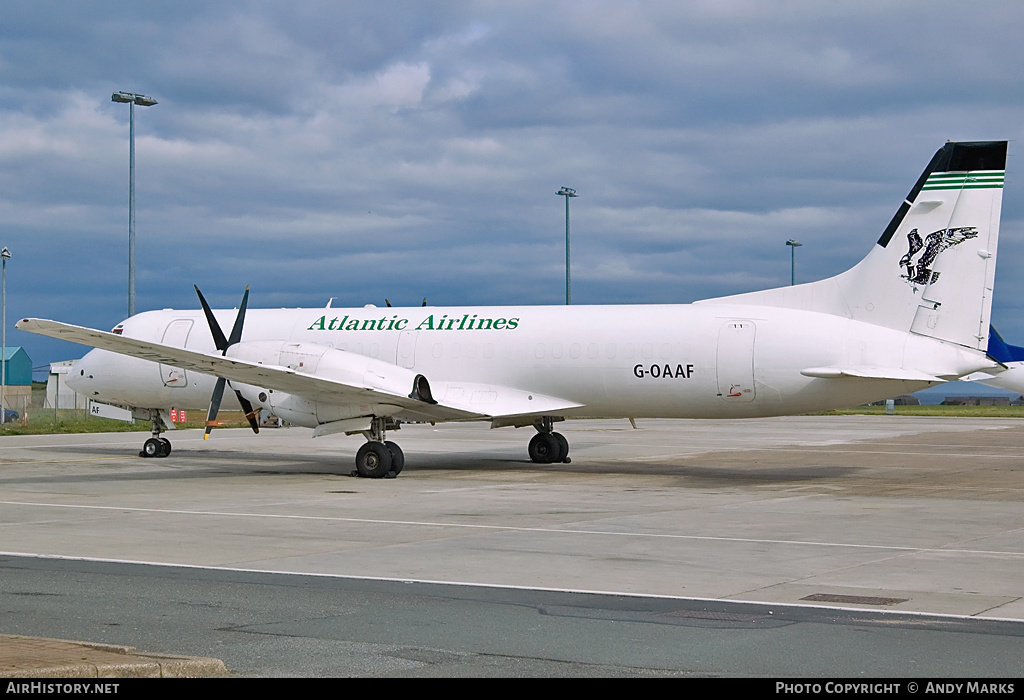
964,326 -> 1024,394
17,140 -> 1012,478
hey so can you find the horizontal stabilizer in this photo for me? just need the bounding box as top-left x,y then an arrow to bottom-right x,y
800,366 -> 943,382
961,370 -> 1000,382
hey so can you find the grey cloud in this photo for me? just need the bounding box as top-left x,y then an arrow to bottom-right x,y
4,1 -> 1024,372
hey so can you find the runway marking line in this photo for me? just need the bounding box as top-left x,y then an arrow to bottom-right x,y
2,500 -> 1023,559
0,456 -> 138,465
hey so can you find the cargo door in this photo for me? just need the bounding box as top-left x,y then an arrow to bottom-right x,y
159,319 -> 193,387
716,320 -> 756,402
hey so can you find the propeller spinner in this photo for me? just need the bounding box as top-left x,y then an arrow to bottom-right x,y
195,285 -> 261,438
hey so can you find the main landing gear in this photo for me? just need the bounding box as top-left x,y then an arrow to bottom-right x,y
529,417 -> 570,464
353,417 -> 404,479
139,410 -> 172,458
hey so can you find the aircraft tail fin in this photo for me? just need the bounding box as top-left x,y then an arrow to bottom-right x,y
700,141 -> 1007,351
987,325 -> 1024,364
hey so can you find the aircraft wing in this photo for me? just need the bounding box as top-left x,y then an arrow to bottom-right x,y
17,318 -> 583,422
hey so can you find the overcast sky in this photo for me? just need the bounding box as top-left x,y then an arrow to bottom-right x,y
5,1 -> 1024,373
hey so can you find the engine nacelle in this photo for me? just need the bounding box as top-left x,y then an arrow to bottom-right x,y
226,341 -> 433,426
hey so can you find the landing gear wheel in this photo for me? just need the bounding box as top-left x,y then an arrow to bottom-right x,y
159,438 -> 172,457
356,441 -> 393,478
552,432 -> 570,463
529,433 -> 559,464
384,441 -> 405,475
142,437 -> 166,458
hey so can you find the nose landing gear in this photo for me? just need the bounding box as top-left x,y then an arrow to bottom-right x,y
142,436 -> 171,458
139,410 -> 172,458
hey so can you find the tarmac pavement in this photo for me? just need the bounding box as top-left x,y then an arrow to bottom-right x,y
3,415 -> 1023,676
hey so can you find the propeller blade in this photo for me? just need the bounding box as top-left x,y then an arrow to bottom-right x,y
234,390 -> 260,434
196,286 -> 255,438
195,285 -> 228,352
226,286 -> 249,346
205,377 -> 227,439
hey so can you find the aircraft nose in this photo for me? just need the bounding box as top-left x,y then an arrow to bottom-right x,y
65,349 -> 100,392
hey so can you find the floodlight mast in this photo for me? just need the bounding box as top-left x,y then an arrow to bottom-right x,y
786,239 -> 803,286
111,91 -> 157,317
556,187 -> 578,305
1,246 -> 10,420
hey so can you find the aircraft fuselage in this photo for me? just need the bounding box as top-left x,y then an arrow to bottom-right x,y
68,301 -> 987,427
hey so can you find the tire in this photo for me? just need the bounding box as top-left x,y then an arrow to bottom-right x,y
159,438 -> 172,457
528,433 -> 558,464
143,438 -> 164,458
551,432 -> 569,463
356,441 -> 393,478
384,441 -> 404,475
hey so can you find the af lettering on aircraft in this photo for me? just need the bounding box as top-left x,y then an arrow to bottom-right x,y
18,141 -> 1013,478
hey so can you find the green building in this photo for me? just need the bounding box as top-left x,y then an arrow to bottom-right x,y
1,346 -> 32,412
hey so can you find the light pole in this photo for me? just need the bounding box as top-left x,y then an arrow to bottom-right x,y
556,187 -> 578,304
111,91 -> 157,318
786,239 -> 802,286
1,246 -> 10,421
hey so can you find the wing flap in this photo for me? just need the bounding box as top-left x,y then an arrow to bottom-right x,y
427,380 -> 583,418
